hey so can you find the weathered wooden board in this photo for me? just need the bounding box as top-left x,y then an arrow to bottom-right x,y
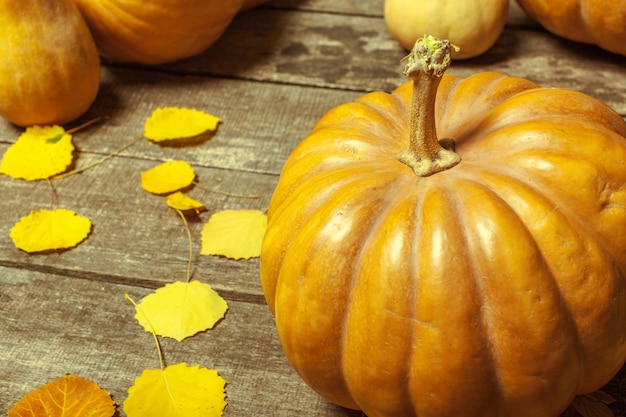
0,266 -> 362,416
1,0 -> 626,415
0,67 -> 362,175
0,143 -> 272,297
154,5 -> 626,113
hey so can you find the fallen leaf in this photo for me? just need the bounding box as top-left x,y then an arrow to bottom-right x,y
144,107 -> 220,142
7,374 -> 115,417
0,125 -> 73,180
201,209 -> 267,260
571,391 -> 616,417
10,208 -> 92,253
166,191 -> 206,212
134,280 -> 228,341
141,160 -> 195,195
124,362 -> 226,417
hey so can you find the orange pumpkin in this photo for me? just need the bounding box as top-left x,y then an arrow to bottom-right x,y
516,0 -> 626,56
260,35 -> 626,417
0,0 -> 100,126
71,0 -> 266,64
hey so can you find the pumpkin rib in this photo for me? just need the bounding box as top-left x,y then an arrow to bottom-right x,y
264,166 -> 374,309
452,95 -> 624,153
452,177 -> 584,415
339,179 -> 424,414
447,182 -> 509,415
271,168 -> 407,409
464,156 -> 618,287
407,184 -> 508,416
465,167 -> 626,394
476,127 -> 626,272
433,73 -> 540,145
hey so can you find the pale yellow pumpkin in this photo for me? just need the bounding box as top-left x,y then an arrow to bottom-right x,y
0,0 -> 100,126
384,0 -> 509,59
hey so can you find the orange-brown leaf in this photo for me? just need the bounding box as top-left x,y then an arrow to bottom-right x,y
7,374 -> 115,417
571,391 -> 616,417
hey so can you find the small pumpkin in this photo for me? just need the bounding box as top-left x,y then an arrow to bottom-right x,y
384,0 -> 509,59
71,0 -> 266,64
260,35 -> 626,417
516,0 -> 626,56
0,0 -> 100,127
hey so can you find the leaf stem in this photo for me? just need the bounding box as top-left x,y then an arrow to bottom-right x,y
175,209 -> 194,283
47,178 -> 58,209
66,115 -> 107,135
194,182 -> 260,199
397,35 -> 461,177
125,293 -> 166,370
53,134 -> 143,180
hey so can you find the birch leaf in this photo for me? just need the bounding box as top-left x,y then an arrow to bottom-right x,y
10,208 -> 92,253
124,363 -> 226,417
200,209 -> 267,260
134,280 -> 228,341
141,160 -> 195,195
7,374 -> 115,417
0,125 -> 73,180
166,191 -> 205,212
144,107 -> 220,142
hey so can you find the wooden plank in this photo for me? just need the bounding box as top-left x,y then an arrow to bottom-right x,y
267,0 -> 383,15
0,266 -> 362,416
147,7 -> 626,114
265,0 -> 532,25
0,67 -> 363,175
0,145 -> 274,297
2,268 -> 626,416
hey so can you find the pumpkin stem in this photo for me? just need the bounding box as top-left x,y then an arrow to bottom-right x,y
397,35 -> 461,177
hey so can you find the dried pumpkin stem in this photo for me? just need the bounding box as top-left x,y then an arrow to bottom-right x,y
397,35 -> 461,176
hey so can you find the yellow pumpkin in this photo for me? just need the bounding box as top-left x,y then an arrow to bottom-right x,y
516,0 -> 626,56
72,0 -> 266,64
384,0 -> 509,59
0,0 -> 100,127
260,35 -> 626,417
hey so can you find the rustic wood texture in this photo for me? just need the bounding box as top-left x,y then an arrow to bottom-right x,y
1,0 -> 625,415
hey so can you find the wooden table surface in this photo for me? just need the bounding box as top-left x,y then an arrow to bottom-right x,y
2,1 -> 626,415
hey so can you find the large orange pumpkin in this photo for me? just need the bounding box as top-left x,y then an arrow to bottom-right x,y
516,0 -> 626,56
260,35 -> 626,417
71,0 -> 266,64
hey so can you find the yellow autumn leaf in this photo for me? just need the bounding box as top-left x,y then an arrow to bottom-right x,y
7,374 -> 115,417
134,280 -> 228,341
10,208 -> 92,253
0,125 -> 73,180
141,160 -> 195,195
200,209 -> 267,260
166,191 -> 205,212
144,107 -> 220,142
124,362 -> 226,417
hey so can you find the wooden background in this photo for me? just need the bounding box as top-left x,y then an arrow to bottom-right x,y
1,0 -> 626,415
